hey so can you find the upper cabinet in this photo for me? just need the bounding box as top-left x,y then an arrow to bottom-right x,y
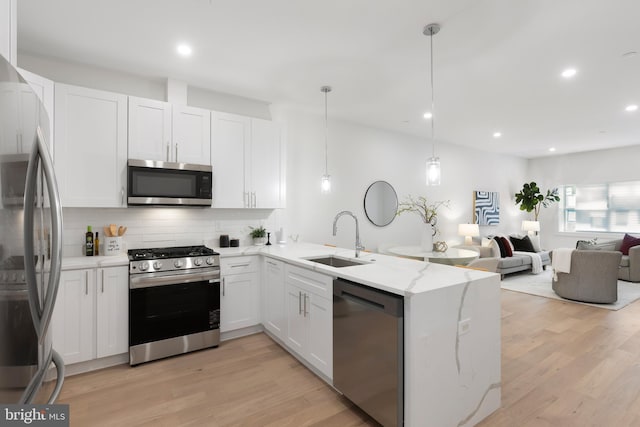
0,77 -> 53,157
211,112 -> 285,209
54,83 -> 128,207
128,96 -> 211,165
0,0 -> 16,65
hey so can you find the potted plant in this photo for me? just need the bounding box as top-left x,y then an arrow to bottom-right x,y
249,226 -> 267,246
397,195 -> 450,250
514,182 -> 560,221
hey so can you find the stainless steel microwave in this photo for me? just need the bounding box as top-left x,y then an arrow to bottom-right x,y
127,159 -> 212,206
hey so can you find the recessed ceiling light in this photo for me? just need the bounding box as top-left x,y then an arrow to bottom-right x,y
493,132 -> 502,138
549,147 -> 556,152
423,112 -> 432,119
625,104 -> 638,112
177,44 -> 192,56
561,68 -> 577,78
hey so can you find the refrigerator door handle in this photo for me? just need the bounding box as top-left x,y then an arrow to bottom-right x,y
23,126 -> 63,342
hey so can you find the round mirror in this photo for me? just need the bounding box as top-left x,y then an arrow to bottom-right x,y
364,181 -> 398,227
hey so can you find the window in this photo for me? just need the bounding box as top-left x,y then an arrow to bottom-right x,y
560,181 -> 640,233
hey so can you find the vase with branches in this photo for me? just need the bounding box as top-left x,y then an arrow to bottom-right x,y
397,196 -> 450,251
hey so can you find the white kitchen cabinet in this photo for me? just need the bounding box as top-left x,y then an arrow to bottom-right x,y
211,112 -> 284,208
96,266 -> 128,358
54,83 -> 127,207
0,78 -> 53,156
263,258 -> 285,340
128,96 -> 211,165
17,68 -> 55,157
52,266 -> 129,365
52,269 -> 95,365
0,0 -> 16,65
284,264 -> 333,378
220,256 -> 260,332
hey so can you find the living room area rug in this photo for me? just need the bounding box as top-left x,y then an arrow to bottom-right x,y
500,270 -> 640,310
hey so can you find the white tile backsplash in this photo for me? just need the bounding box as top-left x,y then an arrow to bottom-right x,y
62,207 -> 280,256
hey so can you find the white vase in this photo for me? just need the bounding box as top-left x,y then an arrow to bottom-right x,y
253,237 -> 267,246
421,223 -> 434,252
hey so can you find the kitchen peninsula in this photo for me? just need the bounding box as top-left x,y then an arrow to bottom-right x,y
215,242 -> 501,427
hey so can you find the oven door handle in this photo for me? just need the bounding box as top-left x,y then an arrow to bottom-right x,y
130,270 -> 221,289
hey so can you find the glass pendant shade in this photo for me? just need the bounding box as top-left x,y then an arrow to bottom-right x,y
321,174 -> 331,193
426,157 -> 441,186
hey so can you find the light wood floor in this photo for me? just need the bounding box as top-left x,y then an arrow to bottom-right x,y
57,289 -> 640,426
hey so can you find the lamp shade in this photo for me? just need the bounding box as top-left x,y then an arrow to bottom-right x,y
521,221 -> 540,232
458,223 -> 479,245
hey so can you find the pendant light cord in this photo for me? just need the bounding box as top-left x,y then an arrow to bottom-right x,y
429,28 -> 435,158
324,89 -> 329,175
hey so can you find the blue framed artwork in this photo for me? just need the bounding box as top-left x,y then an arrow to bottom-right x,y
474,191 -> 499,225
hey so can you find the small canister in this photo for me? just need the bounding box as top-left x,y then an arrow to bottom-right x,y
219,234 -> 230,247
230,238 -> 240,247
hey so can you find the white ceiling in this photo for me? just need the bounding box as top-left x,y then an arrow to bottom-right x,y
17,0 -> 640,159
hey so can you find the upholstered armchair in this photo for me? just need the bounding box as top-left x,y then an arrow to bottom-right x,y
551,250 -> 622,303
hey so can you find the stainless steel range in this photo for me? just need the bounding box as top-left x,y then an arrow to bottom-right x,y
128,245 -> 221,365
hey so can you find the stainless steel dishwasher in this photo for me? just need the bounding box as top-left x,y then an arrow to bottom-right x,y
333,278 -> 404,427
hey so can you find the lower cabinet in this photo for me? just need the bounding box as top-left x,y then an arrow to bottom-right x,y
263,258 -> 285,340
52,266 -> 128,365
220,256 -> 260,332
284,264 -> 333,379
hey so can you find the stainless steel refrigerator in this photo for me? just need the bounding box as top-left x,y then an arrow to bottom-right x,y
0,54 -> 64,404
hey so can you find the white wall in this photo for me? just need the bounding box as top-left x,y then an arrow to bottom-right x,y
528,144 -> 640,249
282,107 -> 529,252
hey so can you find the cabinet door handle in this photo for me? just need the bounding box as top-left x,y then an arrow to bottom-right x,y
101,270 -> 105,293
243,192 -> 248,208
304,293 -> 308,317
166,143 -> 170,161
121,187 -> 125,205
298,291 -> 302,315
222,277 -> 225,296
252,192 -> 256,208
231,263 -> 250,268
85,271 -> 89,295
175,143 -> 178,162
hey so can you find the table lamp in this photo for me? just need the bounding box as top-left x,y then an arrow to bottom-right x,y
458,223 -> 479,245
522,220 -> 540,237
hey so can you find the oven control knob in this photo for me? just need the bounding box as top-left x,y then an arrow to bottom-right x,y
139,262 -> 149,272
206,257 -> 215,265
194,258 -> 203,266
174,259 -> 185,268
153,261 -> 163,270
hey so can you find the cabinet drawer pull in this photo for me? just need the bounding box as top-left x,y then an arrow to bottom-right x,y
166,143 -> 170,162
101,270 -> 105,293
175,143 -> 178,162
222,277 -> 226,296
231,264 -> 250,268
85,271 -> 88,295
304,293 -> 309,317
298,291 -> 302,315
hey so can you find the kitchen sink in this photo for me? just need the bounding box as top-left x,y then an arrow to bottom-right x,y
304,256 -> 369,268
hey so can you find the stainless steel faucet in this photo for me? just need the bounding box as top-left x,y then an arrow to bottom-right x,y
332,210 -> 365,258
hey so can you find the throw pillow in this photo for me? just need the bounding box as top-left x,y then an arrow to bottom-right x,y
510,235 -> 536,252
529,234 -> 542,252
576,240 -> 617,251
620,233 -> 640,256
493,236 -> 507,258
500,236 -> 513,257
488,239 -> 500,258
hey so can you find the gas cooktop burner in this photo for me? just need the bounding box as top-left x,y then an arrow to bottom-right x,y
128,245 -> 217,261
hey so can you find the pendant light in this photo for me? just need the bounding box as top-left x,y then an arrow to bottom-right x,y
320,85 -> 332,193
424,23 -> 441,186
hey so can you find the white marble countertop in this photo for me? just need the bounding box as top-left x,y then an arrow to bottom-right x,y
211,242 -> 496,297
62,254 -> 129,270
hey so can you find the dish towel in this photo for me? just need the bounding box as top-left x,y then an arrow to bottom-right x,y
513,251 -> 544,274
551,248 -> 574,281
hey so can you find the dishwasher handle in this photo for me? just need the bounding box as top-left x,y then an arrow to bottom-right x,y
333,278 -> 403,317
